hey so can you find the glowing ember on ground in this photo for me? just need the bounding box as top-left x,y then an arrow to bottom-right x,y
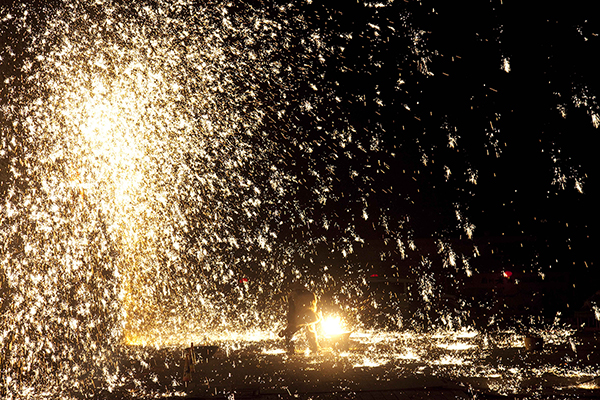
111,329 -> 600,398
436,342 -> 476,351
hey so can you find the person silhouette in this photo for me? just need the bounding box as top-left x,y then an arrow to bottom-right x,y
279,284 -> 322,354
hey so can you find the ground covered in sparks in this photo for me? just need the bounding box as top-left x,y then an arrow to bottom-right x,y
98,328 -> 600,399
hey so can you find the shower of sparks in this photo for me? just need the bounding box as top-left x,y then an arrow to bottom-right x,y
1,0 -> 322,395
0,0 -> 596,398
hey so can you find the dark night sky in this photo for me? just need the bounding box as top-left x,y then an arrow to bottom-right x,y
266,0 -> 599,314
286,5 -> 596,227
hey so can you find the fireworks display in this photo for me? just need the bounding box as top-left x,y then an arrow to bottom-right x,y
1,0 -> 597,398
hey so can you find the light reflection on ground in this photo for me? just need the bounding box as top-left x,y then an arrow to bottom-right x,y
114,328 -> 600,398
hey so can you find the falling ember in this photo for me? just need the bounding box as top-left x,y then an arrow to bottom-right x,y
501,57 -> 511,73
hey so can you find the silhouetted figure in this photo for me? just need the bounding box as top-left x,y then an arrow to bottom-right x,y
182,343 -> 196,387
279,285 -> 321,354
583,290 -> 600,311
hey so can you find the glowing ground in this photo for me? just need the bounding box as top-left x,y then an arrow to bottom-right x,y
99,329 -> 600,399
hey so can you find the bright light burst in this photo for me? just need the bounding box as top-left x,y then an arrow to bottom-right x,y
321,315 -> 347,336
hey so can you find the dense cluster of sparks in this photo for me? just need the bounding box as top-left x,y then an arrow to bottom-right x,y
0,1 -> 312,395
0,0 -> 596,398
